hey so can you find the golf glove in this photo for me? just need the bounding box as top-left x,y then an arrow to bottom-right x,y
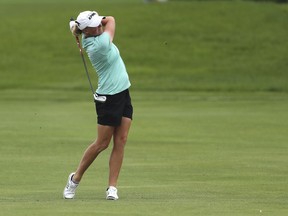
69,20 -> 76,31
69,21 -> 81,36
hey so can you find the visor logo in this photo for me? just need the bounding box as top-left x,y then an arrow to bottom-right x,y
88,12 -> 96,20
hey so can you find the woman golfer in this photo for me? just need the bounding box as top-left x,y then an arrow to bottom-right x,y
63,11 -> 133,200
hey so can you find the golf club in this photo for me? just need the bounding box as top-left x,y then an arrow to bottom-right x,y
70,18 -> 106,103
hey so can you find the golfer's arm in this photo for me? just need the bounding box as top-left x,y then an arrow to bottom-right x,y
101,16 -> 115,42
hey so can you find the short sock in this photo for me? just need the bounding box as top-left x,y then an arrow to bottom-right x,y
71,174 -> 79,185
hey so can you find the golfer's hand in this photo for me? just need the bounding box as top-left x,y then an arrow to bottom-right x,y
69,20 -> 76,31
69,21 -> 80,37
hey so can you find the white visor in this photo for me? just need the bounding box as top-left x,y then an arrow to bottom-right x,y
76,11 -> 104,30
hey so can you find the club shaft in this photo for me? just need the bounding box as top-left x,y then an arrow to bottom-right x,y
75,36 -> 95,94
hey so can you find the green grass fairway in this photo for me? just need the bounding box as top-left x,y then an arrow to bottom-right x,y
0,90 -> 287,215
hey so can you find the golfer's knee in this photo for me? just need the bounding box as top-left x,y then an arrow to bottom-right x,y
94,139 -> 110,152
115,134 -> 128,147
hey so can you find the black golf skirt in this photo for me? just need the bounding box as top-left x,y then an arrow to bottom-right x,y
95,89 -> 133,126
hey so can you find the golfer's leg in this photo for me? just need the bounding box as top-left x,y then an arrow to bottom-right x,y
73,125 -> 115,183
108,117 -> 132,186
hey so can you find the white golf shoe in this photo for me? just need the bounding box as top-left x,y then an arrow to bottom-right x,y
63,172 -> 79,199
106,186 -> 119,200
